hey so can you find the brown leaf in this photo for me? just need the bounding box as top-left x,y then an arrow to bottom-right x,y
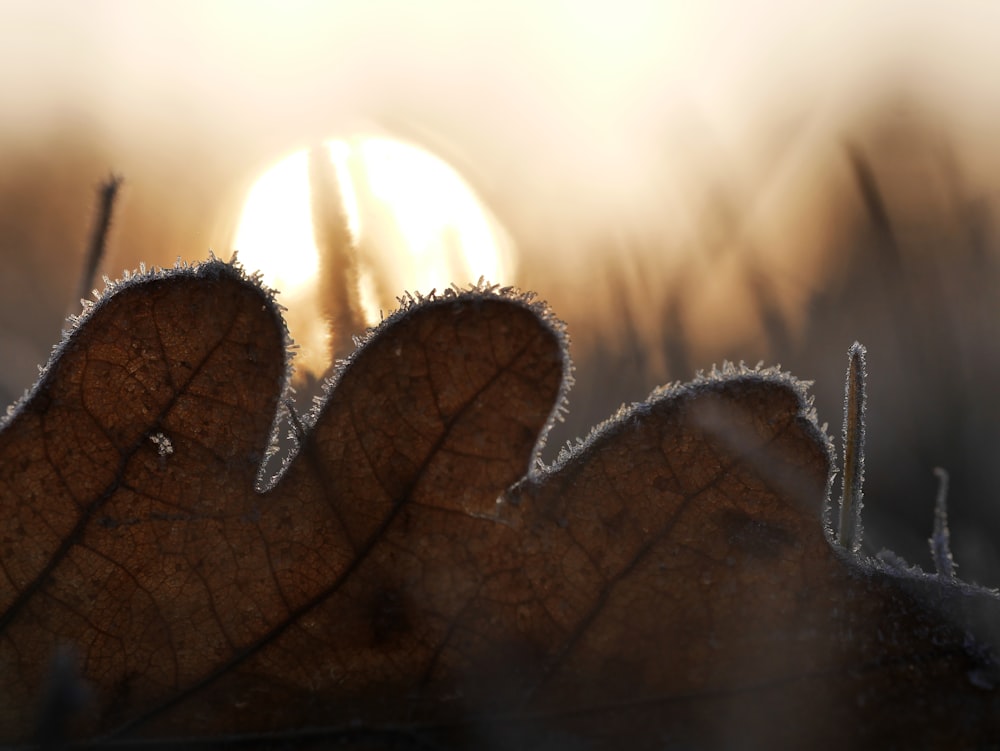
1,259 -> 998,749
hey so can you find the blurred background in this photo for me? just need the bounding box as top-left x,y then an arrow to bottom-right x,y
2,0 -> 1000,583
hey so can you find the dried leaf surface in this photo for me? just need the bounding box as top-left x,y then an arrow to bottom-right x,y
0,260 -> 998,749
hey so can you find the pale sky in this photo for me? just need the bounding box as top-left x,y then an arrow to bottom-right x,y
2,0 -> 999,380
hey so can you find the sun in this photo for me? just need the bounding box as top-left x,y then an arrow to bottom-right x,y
233,136 -> 515,377
233,150 -> 319,302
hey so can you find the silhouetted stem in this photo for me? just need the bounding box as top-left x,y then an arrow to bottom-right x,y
838,342 -> 867,551
76,174 -> 123,305
930,467 -> 956,578
309,145 -> 367,361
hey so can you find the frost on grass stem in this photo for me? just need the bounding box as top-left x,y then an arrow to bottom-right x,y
838,342 -> 867,552
930,467 -> 957,579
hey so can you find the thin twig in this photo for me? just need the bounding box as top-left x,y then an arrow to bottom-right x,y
930,467 -> 957,578
76,174 -> 123,306
838,342 -> 867,551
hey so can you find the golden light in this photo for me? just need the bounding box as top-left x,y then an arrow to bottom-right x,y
234,150 -> 320,303
233,136 -> 515,378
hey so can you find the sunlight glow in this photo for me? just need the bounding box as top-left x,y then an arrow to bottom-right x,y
350,137 -> 511,317
234,150 -> 319,303
233,136 -> 514,377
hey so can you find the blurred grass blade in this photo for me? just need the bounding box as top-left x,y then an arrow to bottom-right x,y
309,144 -> 366,362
